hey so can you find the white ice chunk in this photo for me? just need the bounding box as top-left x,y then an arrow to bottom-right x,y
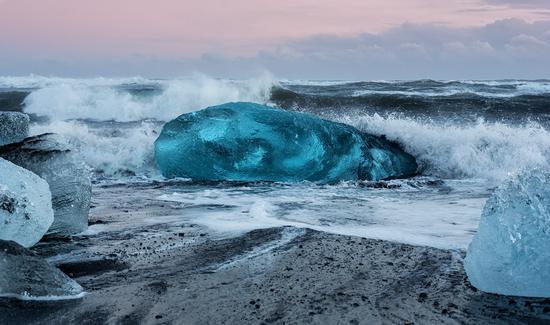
465,169 -> 550,297
0,133 -> 92,235
0,158 -> 54,247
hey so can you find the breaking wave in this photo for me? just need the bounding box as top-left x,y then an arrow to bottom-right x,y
20,74 -> 276,176
22,73 -> 275,122
346,114 -> 550,181
3,75 -> 548,180
29,120 -> 161,176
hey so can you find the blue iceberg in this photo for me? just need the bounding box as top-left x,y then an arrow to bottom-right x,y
465,169 -> 550,297
154,102 -> 417,183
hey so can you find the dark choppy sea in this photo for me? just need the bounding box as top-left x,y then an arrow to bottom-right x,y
1,76 -> 549,249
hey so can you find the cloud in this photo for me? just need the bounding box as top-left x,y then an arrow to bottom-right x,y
486,0 -> 550,8
248,18 -> 550,79
1,19 -> 549,79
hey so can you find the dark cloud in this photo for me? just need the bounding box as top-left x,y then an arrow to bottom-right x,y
486,0 -> 550,8
250,19 -> 550,79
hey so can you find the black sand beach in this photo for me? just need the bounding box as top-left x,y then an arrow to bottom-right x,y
1,182 -> 549,325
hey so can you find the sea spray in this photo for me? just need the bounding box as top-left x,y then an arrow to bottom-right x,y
22,74 -> 276,176
347,114 -> 550,182
30,120 -> 161,177
23,74 -> 275,122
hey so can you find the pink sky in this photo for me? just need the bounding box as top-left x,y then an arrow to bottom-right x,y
0,0 -> 547,57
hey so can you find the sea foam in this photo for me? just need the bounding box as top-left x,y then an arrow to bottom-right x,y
348,114 -> 550,182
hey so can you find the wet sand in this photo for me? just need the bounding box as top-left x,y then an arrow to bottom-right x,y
1,182 -> 549,324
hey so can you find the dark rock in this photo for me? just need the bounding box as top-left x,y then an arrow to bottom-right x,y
0,240 -> 83,300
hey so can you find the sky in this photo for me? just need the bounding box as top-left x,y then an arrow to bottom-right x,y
1,0 -> 549,79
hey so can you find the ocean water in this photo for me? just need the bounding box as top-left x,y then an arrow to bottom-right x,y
1,75 -> 549,250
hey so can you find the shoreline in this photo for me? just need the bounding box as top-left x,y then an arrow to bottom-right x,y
2,227 -> 549,324
4,227 -> 550,324
1,183 -> 549,324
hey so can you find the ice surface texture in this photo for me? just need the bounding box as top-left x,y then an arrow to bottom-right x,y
0,240 -> 84,300
465,169 -> 550,297
155,102 -> 417,183
0,158 -> 53,247
0,112 -> 29,146
0,134 -> 92,235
